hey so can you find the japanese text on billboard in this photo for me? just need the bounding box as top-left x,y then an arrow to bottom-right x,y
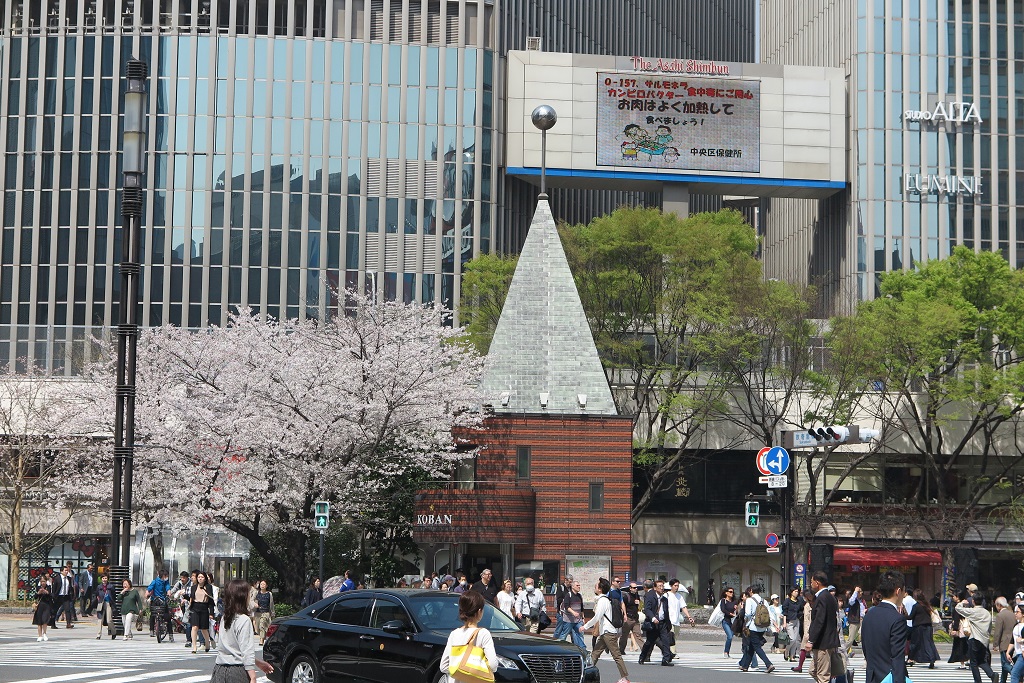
596,72 -> 761,173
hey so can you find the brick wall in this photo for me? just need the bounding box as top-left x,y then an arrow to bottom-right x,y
477,413 -> 634,579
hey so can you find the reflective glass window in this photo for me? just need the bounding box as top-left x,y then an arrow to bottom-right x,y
408,46 -> 421,86
349,85 -> 363,120
350,44 -> 364,83
406,89 -> 419,124
330,43 -> 345,82
368,86 -> 382,120
426,48 -> 439,87
369,45 -> 383,84
292,83 -> 306,118
311,83 -> 324,119
388,87 -> 401,122
273,82 -> 288,117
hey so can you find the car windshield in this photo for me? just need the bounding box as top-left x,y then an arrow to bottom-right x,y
407,595 -> 522,632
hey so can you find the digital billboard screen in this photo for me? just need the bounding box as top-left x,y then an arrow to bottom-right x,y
596,72 -> 761,173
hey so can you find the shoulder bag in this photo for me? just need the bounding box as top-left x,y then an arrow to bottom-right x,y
708,601 -> 725,628
930,609 -> 942,626
450,628 -> 494,683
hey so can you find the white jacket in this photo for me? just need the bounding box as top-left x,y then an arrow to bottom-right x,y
583,594 -> 619,635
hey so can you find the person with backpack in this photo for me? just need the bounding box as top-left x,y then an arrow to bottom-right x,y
514,577 -> 547,633
583,578 -> 630,683
738,585 -> 776,673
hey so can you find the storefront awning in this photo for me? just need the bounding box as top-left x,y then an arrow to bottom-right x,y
833,548 -> 942,566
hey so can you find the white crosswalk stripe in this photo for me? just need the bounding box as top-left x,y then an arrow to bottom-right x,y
598,652 -> 979,682
1,637 -> 211,669
6,670 -> 202,683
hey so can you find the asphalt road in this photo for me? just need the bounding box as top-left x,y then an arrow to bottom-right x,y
0,615 -> 980,683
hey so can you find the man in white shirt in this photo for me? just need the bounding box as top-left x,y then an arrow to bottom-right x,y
666,579 -> 695,653
583,578 -> 629,683
514,578 -> 547,633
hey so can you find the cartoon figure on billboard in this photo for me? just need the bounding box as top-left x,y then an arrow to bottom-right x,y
654,125 -> 674,147
617,124 -> 676,163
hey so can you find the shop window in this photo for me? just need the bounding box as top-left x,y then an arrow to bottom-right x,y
589,482 -> 604,511
516,445 -> 530,479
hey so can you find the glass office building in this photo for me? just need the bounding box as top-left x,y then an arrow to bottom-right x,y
0,0 -> 755,372
761,0 -> 1024,315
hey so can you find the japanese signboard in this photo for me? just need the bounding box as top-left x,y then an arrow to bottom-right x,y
596,72 -> 761,173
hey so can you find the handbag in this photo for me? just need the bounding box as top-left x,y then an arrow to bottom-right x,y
930,609 -> 942,626
450,628 -> 494,683
708,602 -> 725,628
538,611 -> 551,630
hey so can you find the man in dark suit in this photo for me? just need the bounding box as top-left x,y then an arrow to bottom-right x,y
861,570 -> 909,683
638,579 -> 674,666
806,570 -> 841,683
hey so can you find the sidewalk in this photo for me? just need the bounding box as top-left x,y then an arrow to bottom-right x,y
0,613 -> 158,641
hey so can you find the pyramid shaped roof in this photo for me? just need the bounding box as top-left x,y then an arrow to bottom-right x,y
479,199 -> 617,415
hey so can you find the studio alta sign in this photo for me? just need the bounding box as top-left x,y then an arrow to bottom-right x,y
903,101 -> 981,124
629,56 -> 730,75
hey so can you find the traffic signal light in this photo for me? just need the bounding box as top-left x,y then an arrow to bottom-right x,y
745,501 -> 760,527
314,500 -> 330,530
807,425 -> 850,443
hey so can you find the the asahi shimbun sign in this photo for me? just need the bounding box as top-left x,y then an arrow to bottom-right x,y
902,101 -> 982,125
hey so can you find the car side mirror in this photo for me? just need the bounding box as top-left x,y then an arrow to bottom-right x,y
381,619 -> 410,634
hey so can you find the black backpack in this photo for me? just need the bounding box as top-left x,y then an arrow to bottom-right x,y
608,594 -> 624,628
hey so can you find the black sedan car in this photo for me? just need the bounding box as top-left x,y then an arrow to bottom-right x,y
264,589 -> 599,683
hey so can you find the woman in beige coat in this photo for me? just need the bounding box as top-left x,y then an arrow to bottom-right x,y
791,589 -> 815,673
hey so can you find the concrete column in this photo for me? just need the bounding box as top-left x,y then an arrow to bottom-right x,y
694,546 -> 715,606
662,183 -> 690,218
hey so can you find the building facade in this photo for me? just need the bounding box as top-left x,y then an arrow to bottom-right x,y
760,0 -> 1024,315
0,0 -> 756,373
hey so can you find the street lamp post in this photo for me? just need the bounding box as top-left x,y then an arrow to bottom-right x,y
111,58 -> 148,576
530,105 -> 557,198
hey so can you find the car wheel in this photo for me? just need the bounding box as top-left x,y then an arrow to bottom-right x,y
288,654 -> 321,683
432,670 -> 451,683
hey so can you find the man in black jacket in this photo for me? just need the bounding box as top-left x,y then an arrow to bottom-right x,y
806,571 -> 841,683
471,568 -> 500,605
861,570 -> 909,683
638,579 -> 674,666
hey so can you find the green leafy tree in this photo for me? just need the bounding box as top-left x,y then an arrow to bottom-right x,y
810,247 -> 1024,563
561,207 -> 774,523
460,254 -> 519,355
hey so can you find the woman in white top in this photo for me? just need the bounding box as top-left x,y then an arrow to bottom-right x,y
582,578 -> 629,683
211,579 -> 274,683
440,590 -> 499,683
768,594 -> 783,653
496,580 -> 515,618
1008,604 -> 1024,683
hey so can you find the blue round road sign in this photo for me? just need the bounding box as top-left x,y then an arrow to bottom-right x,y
764,446 -> 791,475
765,533 -> 780,548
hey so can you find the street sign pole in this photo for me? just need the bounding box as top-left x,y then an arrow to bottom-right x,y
319,529 -> 325,586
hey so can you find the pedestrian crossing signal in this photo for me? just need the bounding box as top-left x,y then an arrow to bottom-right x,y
314,500 -> 330,530
745,501 -> 760,527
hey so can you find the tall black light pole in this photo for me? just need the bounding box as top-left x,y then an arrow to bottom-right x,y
111,58 -> 148,576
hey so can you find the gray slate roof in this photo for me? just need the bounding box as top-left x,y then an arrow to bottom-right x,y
479,198 -> 617,415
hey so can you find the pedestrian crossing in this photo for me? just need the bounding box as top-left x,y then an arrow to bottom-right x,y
7,669 -> 211,683
597,651 -> 982,682
0,634 -> 222,683
1,633 -> 211,669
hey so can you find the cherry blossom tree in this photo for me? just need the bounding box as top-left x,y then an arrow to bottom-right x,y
84,294 -> 483,599
0,364 -> 110,598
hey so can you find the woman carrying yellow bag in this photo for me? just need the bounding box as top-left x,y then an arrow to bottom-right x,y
441,591 -> 499,683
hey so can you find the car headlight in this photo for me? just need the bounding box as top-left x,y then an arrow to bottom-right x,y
496,655 -> 520,670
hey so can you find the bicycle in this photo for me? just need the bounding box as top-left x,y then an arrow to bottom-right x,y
151,597 -> 171,643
